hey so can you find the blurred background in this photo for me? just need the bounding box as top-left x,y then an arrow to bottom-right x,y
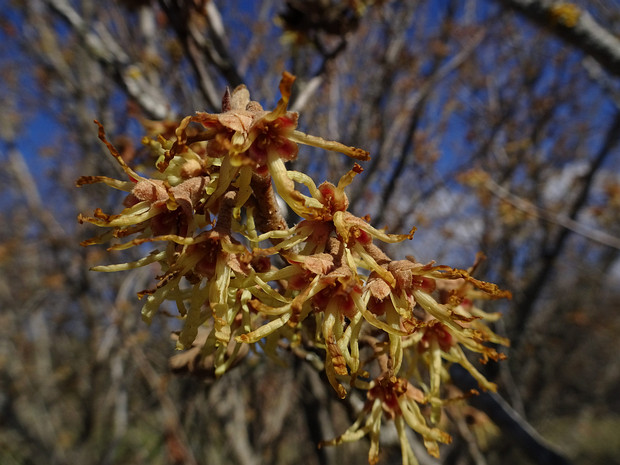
1,1 -> 619,464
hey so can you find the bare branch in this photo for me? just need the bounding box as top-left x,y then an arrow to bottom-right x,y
478,170 -> 620,250
290,39 -> 349,113
497,0 -> 620,77
43,0 -> 172,119
512,110 -> 620,339
450,364 -> 573,465
4,141 -> 67,239
370,31 -> 485,226
582,56 -> 620,110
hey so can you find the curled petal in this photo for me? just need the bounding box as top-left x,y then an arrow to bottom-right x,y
94,120 -> 144,182
288,130 -> 370,161
91,250 -> 167,272
76,175 -> 134,191
236,312 -> 292,343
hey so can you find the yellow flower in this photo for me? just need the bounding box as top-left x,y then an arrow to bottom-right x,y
321,373 -> 451,465
78,73 -> 513,465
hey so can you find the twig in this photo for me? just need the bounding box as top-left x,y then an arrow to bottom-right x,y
44,0 -> 172,119
371,31 -> 486,226
450,364 -> 573,465
290,39 -> 349,113
4,141 -> 67,239
131,343 -> 200,465
480,172 -> 620,250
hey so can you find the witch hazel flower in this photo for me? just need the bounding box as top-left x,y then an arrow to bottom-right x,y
320,371 -> 452,465
78,72 -> 512,465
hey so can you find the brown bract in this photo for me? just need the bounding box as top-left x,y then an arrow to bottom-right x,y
367,373 -> 425,420
191,72 -> 300,169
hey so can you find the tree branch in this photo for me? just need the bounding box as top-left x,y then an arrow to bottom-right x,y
478,168 -> 620,251
450,364 -> 573,465
512,110 -> 620,339
43,0 -> 172,119
372,31 -> 485,226
496,0 -> 620,77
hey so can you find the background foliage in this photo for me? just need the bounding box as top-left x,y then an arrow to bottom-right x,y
1,1 -> 619,464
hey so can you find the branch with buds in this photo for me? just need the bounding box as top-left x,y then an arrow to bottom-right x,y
78,72 -> 511,465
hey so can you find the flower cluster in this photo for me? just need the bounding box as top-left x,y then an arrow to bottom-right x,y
78,72 -> 511,464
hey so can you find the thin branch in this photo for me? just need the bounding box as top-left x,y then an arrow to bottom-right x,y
290,38 -> 349,113
582,56 -> 620,110
372,31 -> 485,226
43,0 -> 172,119
450,364 -> 573,465
131,343 -> 200,465
203,0 -> 244,86
297,361 -> 339,465
4,141 -> 67,239
377,30 -> 485,172
512,110 -> 620,339
157,0 -> 225,110
210,372 -> 261,465
480,170 -> 620,250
